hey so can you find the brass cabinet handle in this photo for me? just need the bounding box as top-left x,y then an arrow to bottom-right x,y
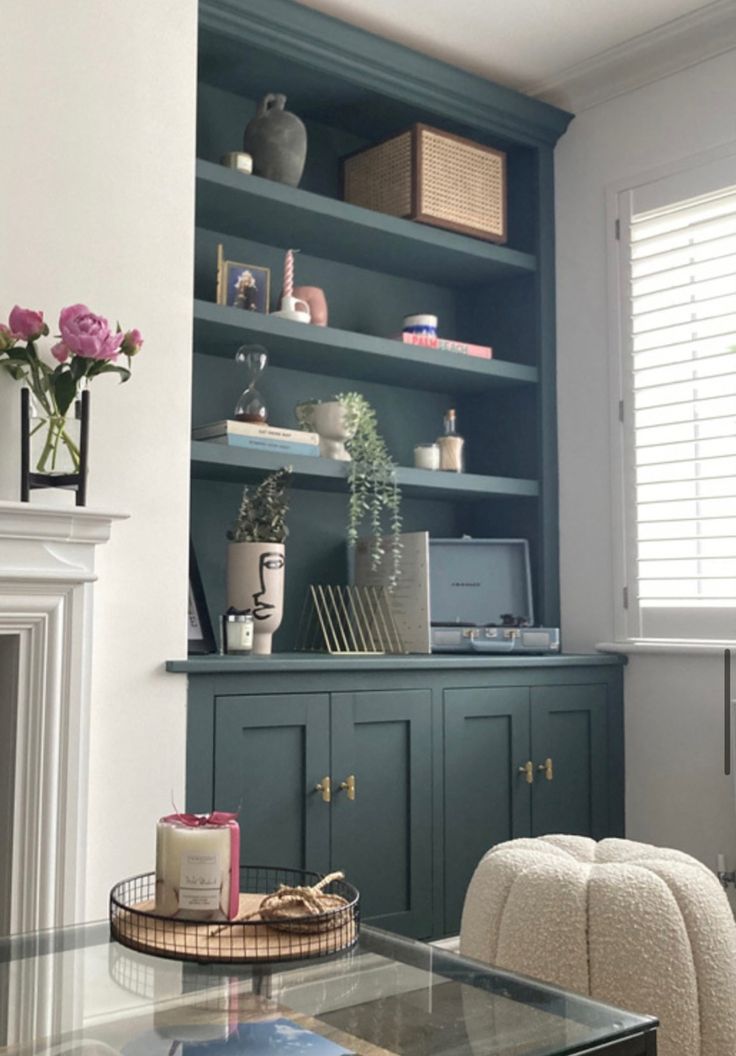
517,761 -> 534,784
537,757 -> 554,781
314,776 -> 332,803
339,774 -> 357,800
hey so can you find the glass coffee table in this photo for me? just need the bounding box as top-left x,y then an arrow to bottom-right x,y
0,922 -> 657,1055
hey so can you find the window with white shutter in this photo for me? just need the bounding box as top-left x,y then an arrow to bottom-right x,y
616,150 -> 736,641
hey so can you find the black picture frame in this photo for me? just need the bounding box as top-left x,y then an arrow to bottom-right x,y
188,542 -> 217,655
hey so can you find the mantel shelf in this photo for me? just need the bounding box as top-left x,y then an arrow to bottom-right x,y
196,160 -> 537,286
190,441 -> 539,500
193,300 -> 537,393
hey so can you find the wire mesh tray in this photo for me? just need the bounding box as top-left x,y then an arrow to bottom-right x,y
110,866 -> 360,964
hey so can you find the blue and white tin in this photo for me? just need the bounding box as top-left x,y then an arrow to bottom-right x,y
402,313 -> 438,337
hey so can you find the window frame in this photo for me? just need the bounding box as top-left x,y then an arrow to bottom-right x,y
606,141 -> 736,645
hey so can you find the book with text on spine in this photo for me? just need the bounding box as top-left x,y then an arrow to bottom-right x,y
193,419 -> 319,446
399,333 -> 492,359
203,434 -> 320,458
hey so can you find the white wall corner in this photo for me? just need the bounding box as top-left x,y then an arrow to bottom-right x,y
529,0 -> 736,113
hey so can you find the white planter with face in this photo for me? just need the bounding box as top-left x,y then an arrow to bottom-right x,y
226,541 -> 285,655
296,400 -> 355,460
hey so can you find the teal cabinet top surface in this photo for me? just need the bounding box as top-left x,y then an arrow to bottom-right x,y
169,652 -> 625,674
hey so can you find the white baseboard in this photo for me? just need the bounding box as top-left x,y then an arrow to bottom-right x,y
430,935 -> 460,952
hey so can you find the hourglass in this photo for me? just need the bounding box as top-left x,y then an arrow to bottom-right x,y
234,345 -> 269,423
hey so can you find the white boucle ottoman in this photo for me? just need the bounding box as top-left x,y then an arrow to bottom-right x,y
460,835 -> 736,1056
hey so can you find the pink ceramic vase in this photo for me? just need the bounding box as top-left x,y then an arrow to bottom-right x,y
292,285 -> 328,326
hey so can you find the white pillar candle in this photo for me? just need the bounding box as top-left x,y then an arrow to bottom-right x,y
155,814 -> 240,921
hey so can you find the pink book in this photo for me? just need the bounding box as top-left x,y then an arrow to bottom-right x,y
399,332 -> 493,359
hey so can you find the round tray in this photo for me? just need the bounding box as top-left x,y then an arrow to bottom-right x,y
110,866 -> 360,964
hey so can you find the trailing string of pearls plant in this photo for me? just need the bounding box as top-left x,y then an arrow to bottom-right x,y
337,391 -> 403,590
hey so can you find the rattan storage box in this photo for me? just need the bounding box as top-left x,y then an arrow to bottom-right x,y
342,123 -> 506,243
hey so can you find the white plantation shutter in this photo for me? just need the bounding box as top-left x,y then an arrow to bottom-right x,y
618,153 -> 736,640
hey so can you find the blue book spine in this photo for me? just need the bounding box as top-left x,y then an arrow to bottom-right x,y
210,434 -> 320,457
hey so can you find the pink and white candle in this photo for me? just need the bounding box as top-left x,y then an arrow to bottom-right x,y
283,249 -> 295,301
155,811 -> 240,921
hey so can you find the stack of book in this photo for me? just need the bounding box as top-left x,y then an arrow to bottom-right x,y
192,420 -> 320,457
400,333 -> 493,359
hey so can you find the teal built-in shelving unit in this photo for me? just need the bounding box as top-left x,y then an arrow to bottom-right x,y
189,0 -> 573,648
176,0 -> 631,946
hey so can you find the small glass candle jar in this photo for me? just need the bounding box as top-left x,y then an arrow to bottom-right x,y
223,612 -> 254,654
414,443 -> 441,470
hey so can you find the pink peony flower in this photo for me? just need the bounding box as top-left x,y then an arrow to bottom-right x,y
9,305 -> 47,341
51,342 -> 70,364
58,303 -> 124,361
120,327 -> 144,357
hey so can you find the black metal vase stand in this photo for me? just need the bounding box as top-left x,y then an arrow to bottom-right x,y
20,387 -> 90,506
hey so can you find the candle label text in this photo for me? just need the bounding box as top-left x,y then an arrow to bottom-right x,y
179,852 -> 222,910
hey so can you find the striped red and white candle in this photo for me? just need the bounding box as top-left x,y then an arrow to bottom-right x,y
283,249 -> 294,300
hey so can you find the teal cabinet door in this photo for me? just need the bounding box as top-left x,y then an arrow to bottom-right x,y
443,687 -> 530,936
330,690 -> 433,938
214,693 -> 331,874
530,684 -> 608,839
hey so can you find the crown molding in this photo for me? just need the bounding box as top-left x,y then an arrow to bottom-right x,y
526,0 -> 736,113
200,0 -> 572,146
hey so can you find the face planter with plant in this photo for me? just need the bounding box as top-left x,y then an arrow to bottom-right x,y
297,393 -> 402,588
226,466 -> 291,655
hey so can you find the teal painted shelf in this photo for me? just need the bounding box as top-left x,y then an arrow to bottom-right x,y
193,300 -> 538,394
191,441 -> 539,500
168,653 -> 625,674
196,160 -> 537,286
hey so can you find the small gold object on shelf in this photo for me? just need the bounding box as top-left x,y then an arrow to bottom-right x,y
297,584 -> 404,655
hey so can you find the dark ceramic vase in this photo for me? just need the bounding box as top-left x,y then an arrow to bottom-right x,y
243,94 -> 307,188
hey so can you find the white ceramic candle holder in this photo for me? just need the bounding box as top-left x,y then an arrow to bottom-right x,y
271,295 -> 311,323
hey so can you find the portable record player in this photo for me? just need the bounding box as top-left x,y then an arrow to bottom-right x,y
429,538 -> 560,654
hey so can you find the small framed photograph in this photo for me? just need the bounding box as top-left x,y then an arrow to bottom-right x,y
216,243 -> 270,313
188,542 -> 217,655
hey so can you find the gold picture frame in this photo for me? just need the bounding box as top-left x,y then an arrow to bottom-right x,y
216,243 -> 271,313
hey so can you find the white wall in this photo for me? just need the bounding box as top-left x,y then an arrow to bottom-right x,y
0,0 -> 197,921
556,49 -> 736,879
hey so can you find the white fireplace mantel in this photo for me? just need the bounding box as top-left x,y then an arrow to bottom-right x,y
0,500 -> 127,934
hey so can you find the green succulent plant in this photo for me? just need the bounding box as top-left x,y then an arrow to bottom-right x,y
227,467 -> 292,543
